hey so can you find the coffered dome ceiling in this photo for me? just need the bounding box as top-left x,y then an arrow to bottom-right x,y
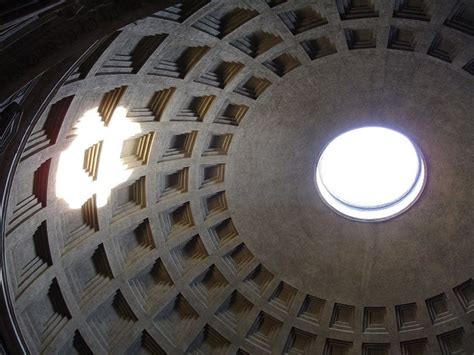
2,0 -> 473,354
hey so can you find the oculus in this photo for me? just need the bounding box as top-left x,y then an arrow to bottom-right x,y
316,127 -> 426,221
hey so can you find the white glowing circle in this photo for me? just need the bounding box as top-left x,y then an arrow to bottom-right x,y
316,127 -> 426,221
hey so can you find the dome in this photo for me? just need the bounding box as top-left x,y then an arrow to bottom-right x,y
0,0 -> 473,354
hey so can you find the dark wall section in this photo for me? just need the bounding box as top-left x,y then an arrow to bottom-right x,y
0,0 -> 178,101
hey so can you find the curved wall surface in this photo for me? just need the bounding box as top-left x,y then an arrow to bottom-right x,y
0,0 -> 473,354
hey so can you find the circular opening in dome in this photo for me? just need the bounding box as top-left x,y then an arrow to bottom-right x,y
315,127 -> 426,221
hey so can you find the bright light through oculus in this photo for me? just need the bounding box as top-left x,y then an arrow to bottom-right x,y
316,127 -> 426,221
56,106 -> 141,209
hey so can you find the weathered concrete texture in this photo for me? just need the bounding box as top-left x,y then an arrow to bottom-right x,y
229,52 -> 474,306
2,0 -> 473,353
